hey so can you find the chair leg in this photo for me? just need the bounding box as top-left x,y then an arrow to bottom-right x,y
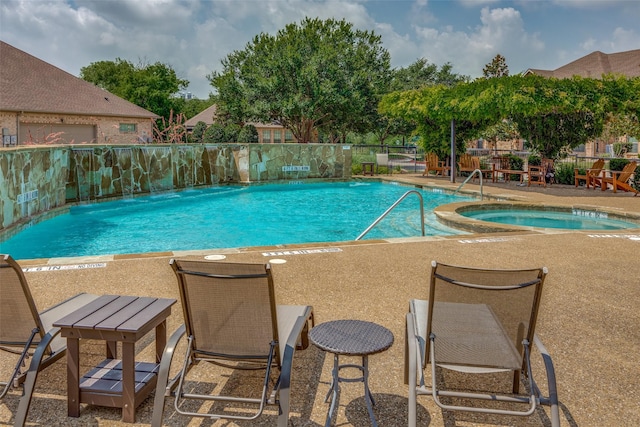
14,329 -> 59,427
406,313 -> 418,427
151,324 -> 186,427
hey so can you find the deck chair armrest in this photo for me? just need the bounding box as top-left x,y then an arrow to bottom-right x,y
14,327 -> 61,427
532,334 -> 560,427
151,324 -> 187,427
277,312 -> 313,427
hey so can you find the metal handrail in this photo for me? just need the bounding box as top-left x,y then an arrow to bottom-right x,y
454,169 -> 484,200
355,190 -> 425,240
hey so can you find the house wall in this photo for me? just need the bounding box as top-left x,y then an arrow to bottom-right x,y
0,111 -> 154,145
0,143 -> 351,231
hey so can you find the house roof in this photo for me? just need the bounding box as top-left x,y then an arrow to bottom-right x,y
184,104 -> 217,127
184,103 -> 285,130
524,49 -> 640,79
0,41 -> 157,118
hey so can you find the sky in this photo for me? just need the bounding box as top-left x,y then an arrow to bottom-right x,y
2,0 -> 639,99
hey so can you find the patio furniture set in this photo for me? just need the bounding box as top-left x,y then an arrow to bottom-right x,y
2,253 -> 561,426
419,153 -> 637,194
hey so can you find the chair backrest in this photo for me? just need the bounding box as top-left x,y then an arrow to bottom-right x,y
457,154 -> 473,169
425,152 -> 439,165
376,153 -> 389,166
425,261 -> 546,370
616,162 -> 637,182
0,255 -> 46,347
170,259 -> 279,362
590,158 -> 605,171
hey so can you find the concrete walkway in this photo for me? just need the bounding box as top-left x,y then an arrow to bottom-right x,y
1,174 -> 638,426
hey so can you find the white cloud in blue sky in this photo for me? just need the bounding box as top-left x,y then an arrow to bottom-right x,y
1,0 -> 639,98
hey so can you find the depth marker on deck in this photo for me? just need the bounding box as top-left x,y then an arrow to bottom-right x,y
262,248 -> 343,257
22,263 -> 107,272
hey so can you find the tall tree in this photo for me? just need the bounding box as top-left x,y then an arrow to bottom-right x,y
80,58 -> 189,119
208,18 -> 391,143
482,54 -> 509,78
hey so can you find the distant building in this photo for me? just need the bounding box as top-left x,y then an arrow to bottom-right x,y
0,41 -> 158,146
184,104 -> 301,143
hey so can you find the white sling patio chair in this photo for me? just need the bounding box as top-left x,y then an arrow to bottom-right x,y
151,259 -> 314,427
0,254 -> 98,427
405,261 -> 560,427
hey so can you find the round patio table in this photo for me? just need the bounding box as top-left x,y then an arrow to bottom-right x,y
309,319 -> 394,427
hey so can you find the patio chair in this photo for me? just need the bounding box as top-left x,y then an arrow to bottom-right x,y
423,152 -> 448,176
151,259 -> 314,427
0,254 -> 98,426
574,158 -> 605,188
591,162 -> 638,195
405,261 -> 559,427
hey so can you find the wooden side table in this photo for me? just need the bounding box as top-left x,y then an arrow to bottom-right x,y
362,162 -> 375,176
54,294 -> 176,423
309,319 -> 394,427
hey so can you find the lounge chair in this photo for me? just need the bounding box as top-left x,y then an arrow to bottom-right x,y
405,261 -> 559,427
591,162 -> 638,195
151,259 -> 314,427
0,254 -> 98,427
528,158 -> 555,187
423,152 -> 448,176
574,158 -> 605,188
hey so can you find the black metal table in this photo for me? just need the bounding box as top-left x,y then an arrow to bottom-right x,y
309,319 -> 394,427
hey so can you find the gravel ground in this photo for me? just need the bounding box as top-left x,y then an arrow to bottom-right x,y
1,173 -> 638,426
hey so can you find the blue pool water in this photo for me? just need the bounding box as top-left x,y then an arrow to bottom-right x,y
1,181 -> 472,259
461,209 -> 639,230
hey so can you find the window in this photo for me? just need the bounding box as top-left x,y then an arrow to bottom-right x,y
285,131 -> 294,143
274,130 -> 282,143
262,130 -> 271,143
119,123 -> 137,133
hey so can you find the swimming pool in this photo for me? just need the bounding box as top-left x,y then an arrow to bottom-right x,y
1,181 -> 472,259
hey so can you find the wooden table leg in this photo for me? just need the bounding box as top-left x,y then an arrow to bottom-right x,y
155,320 -> 167,363
106,340 -> 117,359
67,337 -> 80,417
122,342 -> 136,423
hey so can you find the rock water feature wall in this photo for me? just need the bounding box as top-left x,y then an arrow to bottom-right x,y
0,143 -> 351,230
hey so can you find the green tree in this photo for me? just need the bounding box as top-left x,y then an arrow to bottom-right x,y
80,58 -> 189,119
203,123 -> 226,144
482,54 -> 509,78
208,17 -> 391,143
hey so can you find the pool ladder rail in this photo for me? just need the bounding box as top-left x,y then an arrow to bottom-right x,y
453,169 -> 484,201
356,190 -> 425,241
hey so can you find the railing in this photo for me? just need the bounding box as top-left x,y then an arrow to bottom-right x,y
355,190 -> 425,240
454,169 -> 484,201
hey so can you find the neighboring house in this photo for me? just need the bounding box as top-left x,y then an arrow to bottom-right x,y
524,49 -> 640,79
184,104 -> 299,143
525,49 -> 640,157
0,41 -> 158,146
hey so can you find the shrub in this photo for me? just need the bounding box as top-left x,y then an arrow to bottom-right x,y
507,154 -> 524,180
554,162 -> 575,185
237,124 -> 259,143
632,164 -> 640,191
192,121 -> 207,144
527,154 -> 541,166
609,158 -> 630,171
203,124 -> 226,143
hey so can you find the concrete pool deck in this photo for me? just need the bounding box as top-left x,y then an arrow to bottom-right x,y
1,174 -> 639,426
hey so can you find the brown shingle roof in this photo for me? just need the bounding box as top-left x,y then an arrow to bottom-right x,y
0,41 -> 157,118
524,49 -> 640,79
184,104 -> 217,127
